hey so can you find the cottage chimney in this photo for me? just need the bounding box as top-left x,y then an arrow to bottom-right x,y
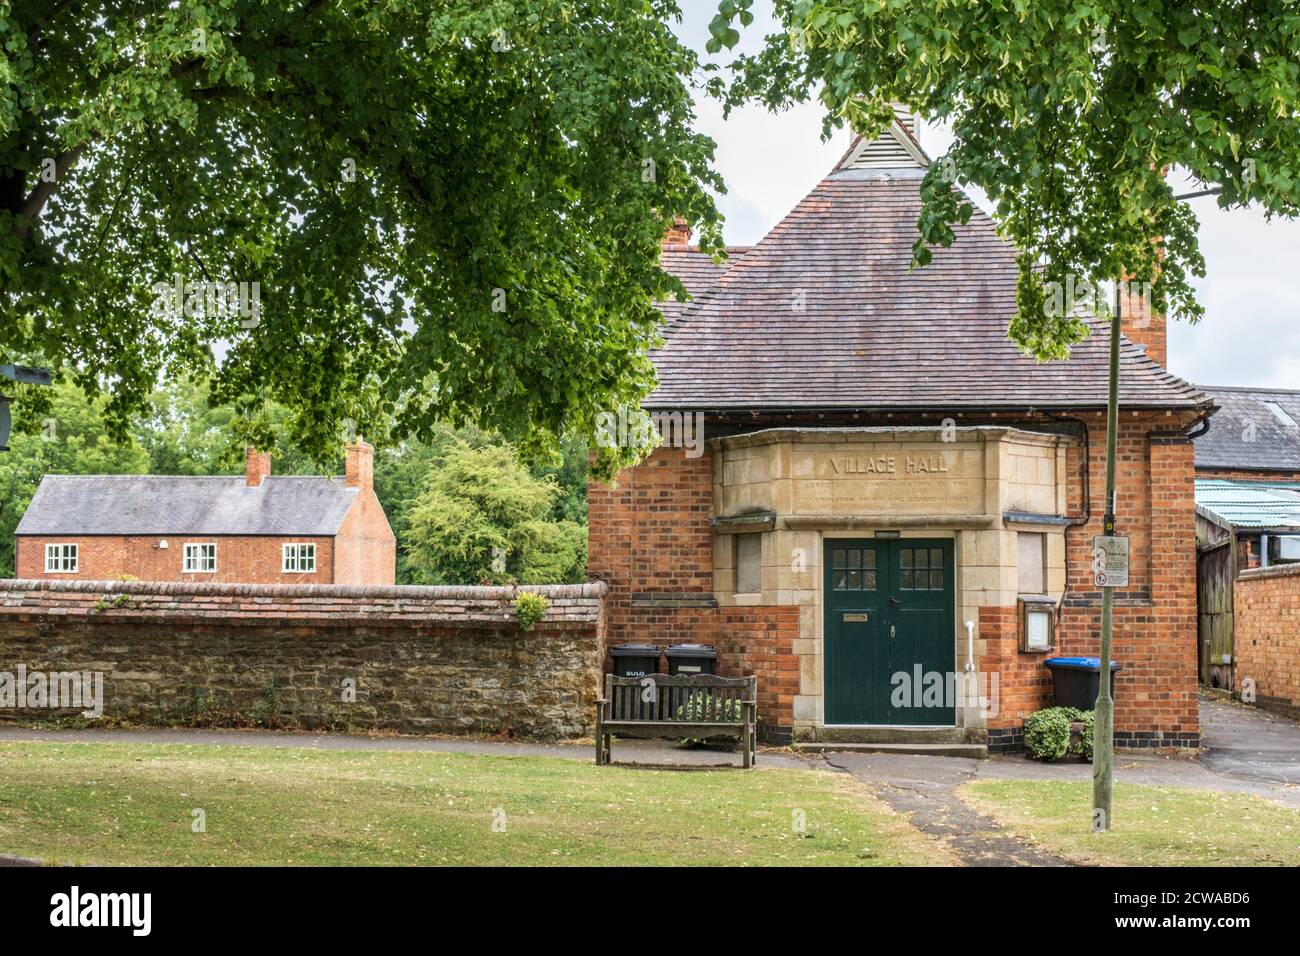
345,440 -> 374,490
1117,272 -> 1167,369
663,216 -> 692,246
245,447 -> 271,487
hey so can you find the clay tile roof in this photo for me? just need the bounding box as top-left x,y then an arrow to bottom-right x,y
1193,386 -> 1300,471
648,125 -> 1208,414
14,475 -> 358,536
658,246 -> 750,326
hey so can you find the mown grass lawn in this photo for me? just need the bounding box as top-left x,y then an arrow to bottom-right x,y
0,742 -> 954,866
962,779 -> 1300,866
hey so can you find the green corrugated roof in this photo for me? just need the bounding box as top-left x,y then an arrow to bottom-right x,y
1195,478 -> 1300,530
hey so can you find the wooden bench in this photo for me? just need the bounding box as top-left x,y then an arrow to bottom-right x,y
595,674 -> 757,767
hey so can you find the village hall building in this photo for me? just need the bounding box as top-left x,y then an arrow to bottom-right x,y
589,112 -> 1213,752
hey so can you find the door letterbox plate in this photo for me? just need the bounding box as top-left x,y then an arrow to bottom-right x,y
842,613 -> 869,622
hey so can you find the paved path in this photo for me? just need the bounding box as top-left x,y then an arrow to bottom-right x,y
817,751 -> 1070,865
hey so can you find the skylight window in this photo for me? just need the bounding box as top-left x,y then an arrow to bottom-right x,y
1263,400 -> 1297,428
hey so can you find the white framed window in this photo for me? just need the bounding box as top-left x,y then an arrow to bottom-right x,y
183,542 -> 218,573
45,543 -> 79,573
282,543 -> 317,573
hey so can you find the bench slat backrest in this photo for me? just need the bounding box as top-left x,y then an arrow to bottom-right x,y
604,674 -> 756,724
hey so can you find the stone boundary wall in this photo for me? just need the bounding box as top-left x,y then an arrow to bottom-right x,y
1235,564 -> 1300,719
0,579 -> 606,738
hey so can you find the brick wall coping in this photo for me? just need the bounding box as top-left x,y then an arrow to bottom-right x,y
1237,563 -> 1300,582
0,578 -> 606,628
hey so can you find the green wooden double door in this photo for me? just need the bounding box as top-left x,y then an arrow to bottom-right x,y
824,539 -> 955,726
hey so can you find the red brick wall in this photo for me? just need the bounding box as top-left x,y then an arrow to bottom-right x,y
589,449 -> 799,737
982,605 -> 1051,749
1196,467 -> 1300,483
1234,564 -> 1300,718
716,606 -> 799,737
1046,419 -> 1199,749
1238,534 -> 1263,571
589,445 -> 714,646
334,487 -> 397,586
1118,279 -> 1166,368
16,534 -> 336,585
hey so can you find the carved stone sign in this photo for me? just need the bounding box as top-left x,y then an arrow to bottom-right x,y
829,454 -> 951,476
795,445 -> 984,515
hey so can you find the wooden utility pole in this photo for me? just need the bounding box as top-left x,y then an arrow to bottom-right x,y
1092,290 -> 1120,830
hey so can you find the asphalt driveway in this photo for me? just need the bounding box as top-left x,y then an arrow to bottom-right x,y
1199,696 -> 1300,786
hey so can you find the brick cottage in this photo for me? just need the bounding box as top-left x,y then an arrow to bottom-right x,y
590,111 -> 1213,752
15,442 -> 396,586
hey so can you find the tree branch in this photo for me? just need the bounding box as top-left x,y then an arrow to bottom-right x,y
14,144 -> 85,240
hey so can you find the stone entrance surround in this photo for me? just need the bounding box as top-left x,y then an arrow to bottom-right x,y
0,579 -> 605,738
711,426 -> 1071,743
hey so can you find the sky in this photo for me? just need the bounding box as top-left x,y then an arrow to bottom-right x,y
673,2 -> 1300,392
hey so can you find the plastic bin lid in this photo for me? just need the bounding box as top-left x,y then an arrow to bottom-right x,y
611,643 -> 660,655
666,643 -> 718,658
1044,656 -> 1122,670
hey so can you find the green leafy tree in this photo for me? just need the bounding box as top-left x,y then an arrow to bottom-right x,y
1,1 -> 724,474
712,0 -> 1300,355
0,379 -> 150,576
404,440 -> 586,585
532,433 -> 591,526
373,424 -> 486,583
709,0 -> 1300,828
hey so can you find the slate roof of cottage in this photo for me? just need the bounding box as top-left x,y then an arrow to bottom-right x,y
14,475 -> 358,536
1192,386 -> 1300,472
1195,478 -> 1300,531
651,119 -> 1209,414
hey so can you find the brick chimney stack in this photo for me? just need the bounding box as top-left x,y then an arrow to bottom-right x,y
345,440 -> 374,490
245,447 -> 271,487
663,216 -> 692,246
1118,273 -> 1167,369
